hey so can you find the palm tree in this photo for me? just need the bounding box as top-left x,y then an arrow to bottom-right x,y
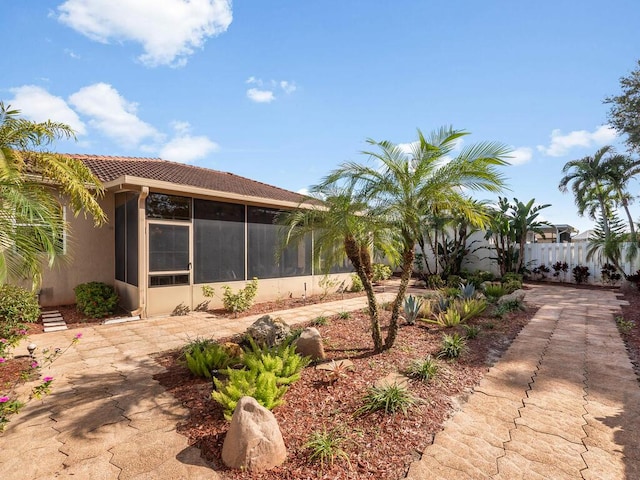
278,185 -> 398,352
319,127 -> 510,349
0,102 -> 106,286
558,146 -> 616,236
509,198 -> 551,273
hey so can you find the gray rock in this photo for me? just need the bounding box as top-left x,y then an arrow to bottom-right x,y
222,396 -> 287,472
295,327 -> 325,360
414,279 -> 427,288
246,315 -> 291,347
497,289 -> 526,305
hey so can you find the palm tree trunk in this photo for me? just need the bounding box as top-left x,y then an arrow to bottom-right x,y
344,236 -> 383,351
384,246 -> 414,350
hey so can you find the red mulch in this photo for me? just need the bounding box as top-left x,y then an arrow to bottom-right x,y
154,302 -> 532,479
619,287 -> 640,377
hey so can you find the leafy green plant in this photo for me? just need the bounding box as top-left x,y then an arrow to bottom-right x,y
184,341 -> 236,378
483,283 -> 507,300
212,369 -> 287,420
463,324 -> 480,339
304,428 -> 351,469
493,299 -> 526,318
446,275 -> 463,288
502,279 -> 522,294
242,337 -> 311,385
0,285 -> 40,356
202,277 -> 259,314
372,263 -> 392,283
406,355 -> 438,382
502,272 -> 523,283
452,298 -> 488,322
355,383 -> 416,416
318,274 -> 340,299
458,283 -> 476,300
426,274 -> 445,289
73,282 -> 118,318
428,308 -> 462,328
616,316 -> 635,334
438,333 -> 467,359
403,295 -> 424,325
311,315 -> 329,326
349,273 -> 364,292
440,287 -> 460,299
338,311 -> 351,319
572,265 -> 591,284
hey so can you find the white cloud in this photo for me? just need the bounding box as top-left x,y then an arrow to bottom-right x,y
508,147 -> 533,166
69,83 -> 159,146
280,81 -> 296,94
247,88 -> 275,103
64,48 -> 81,59
9,85 -> 86,135
57,0 -> 232,67
159,121 -> 218,163
537,125 -> 618,157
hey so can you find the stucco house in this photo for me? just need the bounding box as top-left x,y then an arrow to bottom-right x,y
39,155 -> 350,317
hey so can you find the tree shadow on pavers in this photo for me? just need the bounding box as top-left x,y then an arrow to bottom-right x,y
594,409 -> 640,478
9,356 -> 189,441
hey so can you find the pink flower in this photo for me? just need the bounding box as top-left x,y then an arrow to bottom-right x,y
18,329 -> 27,335
31,361 -> 39,368
0,396 -> 9,403
74,333 -> 82,339
0,358 -> 5,363
42,376 -> 54,383
0,339 -> 7,344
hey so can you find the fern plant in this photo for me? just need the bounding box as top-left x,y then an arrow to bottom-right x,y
184,343 -> 234,379
242,336 -> 310,385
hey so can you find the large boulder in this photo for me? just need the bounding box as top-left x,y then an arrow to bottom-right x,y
497,289 -> 526,305
246,315 -> 291,347
295,327 -> 325,361
221,396 -> 287,472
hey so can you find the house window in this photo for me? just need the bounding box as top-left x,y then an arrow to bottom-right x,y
115,192 -> 139,286
193,199 -> 245,283
247,207 -> 311,279
146,193 -> 191,220
148,224 -> 189,271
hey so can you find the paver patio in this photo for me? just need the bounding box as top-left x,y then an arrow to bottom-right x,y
406,284 -> 639,480
1,284 -> 638,479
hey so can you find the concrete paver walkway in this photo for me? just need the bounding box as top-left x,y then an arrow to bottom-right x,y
0,293 -> 395,479
406,284 -> 639,480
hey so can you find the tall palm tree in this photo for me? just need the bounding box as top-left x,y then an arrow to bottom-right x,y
278,185 -> 398,352
319,127 -> 510,349
509,198 -> 551,273
558,146 -> 616,236
0,102 -> 106,286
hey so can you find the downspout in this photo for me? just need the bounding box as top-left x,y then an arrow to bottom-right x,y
134,187 -> 149,318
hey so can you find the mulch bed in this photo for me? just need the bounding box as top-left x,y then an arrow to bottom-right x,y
154,300 -> 532,479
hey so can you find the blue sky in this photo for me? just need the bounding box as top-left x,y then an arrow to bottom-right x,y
2,1 -> 639,233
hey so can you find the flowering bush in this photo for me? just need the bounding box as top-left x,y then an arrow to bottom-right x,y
0,333 -> 81,432
0,285 -> 40,357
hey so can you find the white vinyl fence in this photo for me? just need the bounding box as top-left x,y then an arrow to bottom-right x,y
523,242 -> 638,284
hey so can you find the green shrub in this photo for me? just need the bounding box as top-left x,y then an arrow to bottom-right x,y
493,299 -> 526,318
355,383 -> 416,416
202,278 -> 259,314
74,282 -> 118,318
372,263 -> 392,283
430,308 -> 462,327
452,298 -> 488,322
349,274 -> 364,292
502,272 -> 523,283
183,340 -> 237,378
242,337 -> 310,386
212,369 -> 287,420
426,274 -> 445,289
502,280 -> 522,294
483,283 -> 507,300
446,275 -> 463,288
438,333 -> 467,359
440,287 -> 461,299
304,429 -> 351,469
616,316 -> 635,334
406,355 -> 438,382
0,285 -> 40,356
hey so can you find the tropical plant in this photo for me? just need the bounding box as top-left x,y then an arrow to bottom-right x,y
304,428 -> 351,469
402,295 -> 424,325
0,103 -> 106,286
458,283 -> 476,300
572,265 -> 591,284
551,261 -> 569,281
601,263 -> 622,286
355,383 -> 416,416
285,127 -> 509,351
452,298 -> 488,322
405,355 -> 439,382
438,333 -> 467,359
429,308 -> 463,327
531,264 -> 550,280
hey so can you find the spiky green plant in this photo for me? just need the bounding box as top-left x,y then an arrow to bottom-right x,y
453,298 -> 488,322
438,333 -> 467,359
304,428 -> 351,469
355,383 -> 416,416
406,355 -> 439,382
403,295 -> 424,325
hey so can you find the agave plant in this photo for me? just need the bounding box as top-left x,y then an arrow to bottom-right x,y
458,283 -> 476,300
403,295 -> 424,325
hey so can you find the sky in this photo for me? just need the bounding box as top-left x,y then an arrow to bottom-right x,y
2,1 -> 640,234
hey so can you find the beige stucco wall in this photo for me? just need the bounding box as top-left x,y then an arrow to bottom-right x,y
38,193 -> 115,307
146,272 -> 353,318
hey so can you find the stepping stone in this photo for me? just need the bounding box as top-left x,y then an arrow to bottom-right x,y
44,325 -> 68,332
42,321 -> 66,327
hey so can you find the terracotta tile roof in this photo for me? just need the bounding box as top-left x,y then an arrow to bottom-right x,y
67,154 -> 305,204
